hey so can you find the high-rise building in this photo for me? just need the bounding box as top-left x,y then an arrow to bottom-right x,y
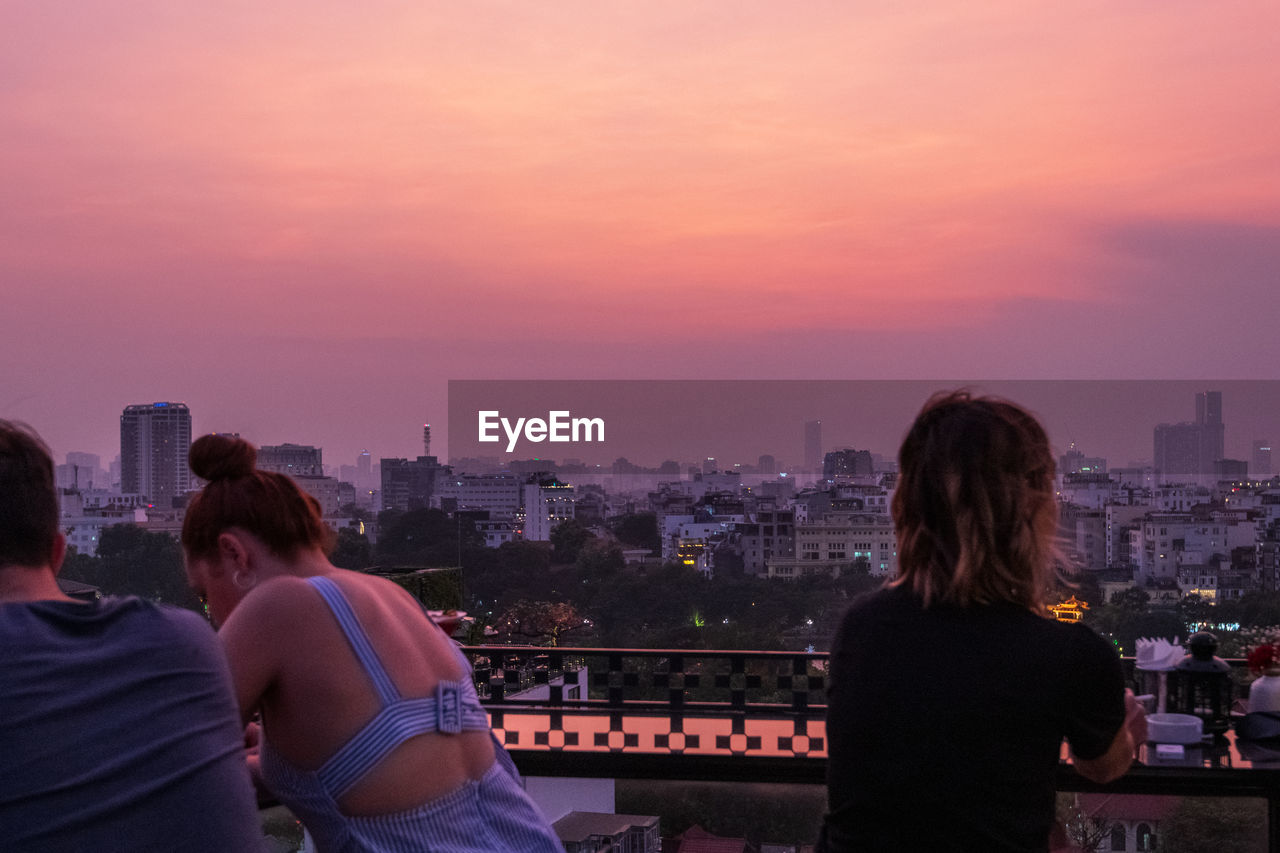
1213,459 -> 1249,479
120,402 -> 192,507
1196,390 -> 1225,469
257,443 -> 342,515
355,449 -> 375,493
339,451 -> 378,510
258,443 -> 324,476
435,474 -> 522,518
1196,390 -> 1222,429
380,455 -> 449,512
803,420 -> 822,472
1153,390 -> 1226,481
56,452 -> 106,490
1058,444 -> 1106,476
1254,440 -> 1273,479
823,449 -> 873,479
522,476 -> 575,542
1153,422 -> 1204,477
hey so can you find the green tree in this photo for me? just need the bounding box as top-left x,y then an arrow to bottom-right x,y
61,524 -> 200,612
616,780 -> 825,848
1059,804 -> 1115,853
549,518 -> 595,565
339,503 -> 373,521
464,540 -> 554,616
1159,797 -> 1266,853
1179,593 -> 1213,629
834,564 -> 882,600
1053,572 -> 1104,609
575,539 -> 624,578
376,508 -> 475,566
1087,603 -> 1184,657
330,526 -> 373,570
1113,587 -> 1152,610
611,512 -> 661,552
589,563 -> 705,648
493,599 -> 590,646
59,548 -> 100,585
568,539 -> 625,611
1231,592 -> 1280,629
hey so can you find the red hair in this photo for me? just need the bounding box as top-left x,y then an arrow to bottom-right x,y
182,434 -> 333,560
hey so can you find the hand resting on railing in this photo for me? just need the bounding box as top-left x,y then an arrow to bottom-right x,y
1073,689 -> 1148,783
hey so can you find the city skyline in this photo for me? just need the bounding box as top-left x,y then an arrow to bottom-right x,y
3,3 -> 1279,464
31,382 -> 1280,483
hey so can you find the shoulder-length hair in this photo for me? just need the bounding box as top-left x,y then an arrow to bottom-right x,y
890,390 -> 1061,611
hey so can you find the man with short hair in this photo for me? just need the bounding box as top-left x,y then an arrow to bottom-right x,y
0,420 -> 263,851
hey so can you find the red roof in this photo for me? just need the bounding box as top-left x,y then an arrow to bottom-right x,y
668,824 -> 753,853
1076,793 -> 1180,821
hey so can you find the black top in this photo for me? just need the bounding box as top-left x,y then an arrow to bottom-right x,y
820,585 -> 1125,852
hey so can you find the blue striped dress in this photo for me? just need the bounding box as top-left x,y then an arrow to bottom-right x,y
258,576 -> 563,852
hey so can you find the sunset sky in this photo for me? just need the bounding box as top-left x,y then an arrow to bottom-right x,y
3,2 -> 1278,464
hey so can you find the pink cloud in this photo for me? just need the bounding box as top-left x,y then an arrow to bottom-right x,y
3,0 -> 1279,460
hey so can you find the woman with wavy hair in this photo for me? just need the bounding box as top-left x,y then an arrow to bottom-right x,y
182,434 -> 561,853
819,391 -> 1145,853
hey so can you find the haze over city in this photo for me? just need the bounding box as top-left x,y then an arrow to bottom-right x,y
3,2 -> 1278,463
6,8 -> 1280,848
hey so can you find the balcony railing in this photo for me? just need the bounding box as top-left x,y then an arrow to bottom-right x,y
468,646 -> 826,775
462,646 -> 1280,844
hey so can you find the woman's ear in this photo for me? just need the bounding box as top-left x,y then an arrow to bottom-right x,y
216,531 -> 252,573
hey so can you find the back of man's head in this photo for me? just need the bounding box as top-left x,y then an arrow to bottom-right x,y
0,420 -> 58,569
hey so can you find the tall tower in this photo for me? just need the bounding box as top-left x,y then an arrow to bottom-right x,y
1196,390 -> 1225,470
1154,390 -> 1226,482
423,423 -> 431,457
357,449 -> 372,491
1254,440 -> 1273,479
1196,391 -> 1222,428
804,419 -> 822,473
120,402 -> 192,507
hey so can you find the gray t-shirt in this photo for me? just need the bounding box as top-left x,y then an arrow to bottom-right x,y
0,596 -> 264,852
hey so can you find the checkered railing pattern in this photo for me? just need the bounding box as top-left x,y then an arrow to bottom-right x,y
462,646 -> 829,760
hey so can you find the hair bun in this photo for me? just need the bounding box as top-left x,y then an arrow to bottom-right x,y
190,434 -> 257,481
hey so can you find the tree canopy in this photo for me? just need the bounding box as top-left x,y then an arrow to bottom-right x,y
61,524 -> 200,612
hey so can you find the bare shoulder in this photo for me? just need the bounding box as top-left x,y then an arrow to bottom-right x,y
220,575 -> 327,646
340,570 -> 428,612
241,574 -> 325,616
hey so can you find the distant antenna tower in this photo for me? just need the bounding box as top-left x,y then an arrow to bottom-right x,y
423,423 -> 431,457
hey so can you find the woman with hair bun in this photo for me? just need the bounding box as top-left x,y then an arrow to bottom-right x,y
182,434 -> 561,853
818,391 -> 1146,853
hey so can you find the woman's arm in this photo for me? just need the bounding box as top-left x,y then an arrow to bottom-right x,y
1072,689 -> 1147,784
217,579 -> 298,725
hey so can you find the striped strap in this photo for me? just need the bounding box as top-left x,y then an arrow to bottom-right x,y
307,576 -> 401,706
317,685 -> 491,797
